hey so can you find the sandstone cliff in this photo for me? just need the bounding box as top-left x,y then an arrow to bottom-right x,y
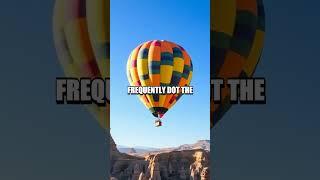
110,136 -> 210,180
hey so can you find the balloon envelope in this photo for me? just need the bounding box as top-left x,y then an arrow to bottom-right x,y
53,0 -> 110,129
211,0 -> 266,127
127,40 -> 193,119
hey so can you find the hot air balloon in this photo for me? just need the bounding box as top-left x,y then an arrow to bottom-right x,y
211,0 -> 266,128
53,0 -> 110,129
127,40 -> 193,127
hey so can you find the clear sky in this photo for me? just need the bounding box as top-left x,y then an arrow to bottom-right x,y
110,0 -> 210,148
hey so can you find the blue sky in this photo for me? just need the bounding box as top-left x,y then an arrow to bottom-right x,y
110,0 -> 210,148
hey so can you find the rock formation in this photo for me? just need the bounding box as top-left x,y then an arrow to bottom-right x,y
110,135 -> 210,180
189,151 -> 209,180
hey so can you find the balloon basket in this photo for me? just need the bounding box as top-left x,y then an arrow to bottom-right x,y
155,119 -> 162,127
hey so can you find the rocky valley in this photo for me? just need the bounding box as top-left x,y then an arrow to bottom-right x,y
110,136 -> 210,180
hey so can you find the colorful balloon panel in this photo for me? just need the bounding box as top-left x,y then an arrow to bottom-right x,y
127,40 -> 193,118
211,0 -> 265,128
53,0 -> 110,129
